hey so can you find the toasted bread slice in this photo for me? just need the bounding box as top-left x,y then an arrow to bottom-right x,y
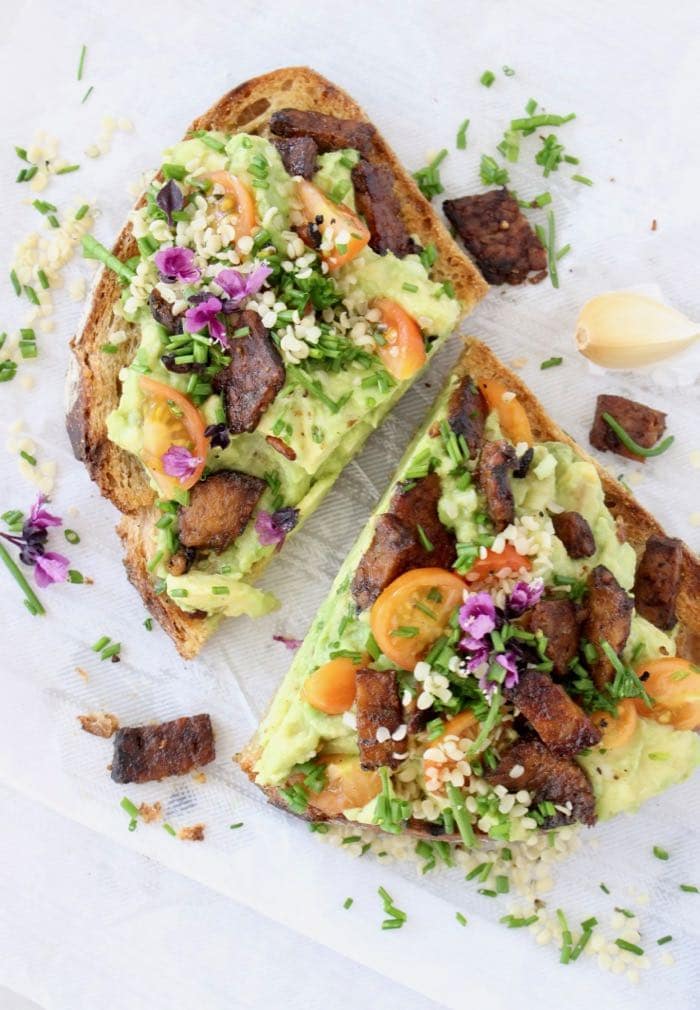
239,337 -> 700,834
66,67 -> 488,658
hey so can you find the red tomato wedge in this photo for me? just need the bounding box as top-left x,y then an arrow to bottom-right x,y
207,171 -> 257,239
465,545 -> 532,583
373,298 -> 427,381
479,378 -> 533,445
139,376 -> 208,498
297,179 -> 370,270
370,567 -> 465,670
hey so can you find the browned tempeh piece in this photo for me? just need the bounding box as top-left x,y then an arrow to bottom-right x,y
634,535 -> 683,631
273,136 -> 318,178
270,107 -> 376,156
509,669 -> 601,756
355,669 -> 406,769
443,189 -> 547,285
529,598 -> 581,677
447,374 -> 486,458
178,471 -> 266,553
351,160 -> 418,257
149,289 -> 182,335
478,439 -> 517,532
111,714 -> 215,784
583,565 -> 633,689
212,310 -> 285,434
551,510 -> 596,559
589,394 -> 666,462
486,738 -> 596,826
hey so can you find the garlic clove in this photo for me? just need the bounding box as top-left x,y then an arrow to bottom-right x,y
575,292 -> 700,368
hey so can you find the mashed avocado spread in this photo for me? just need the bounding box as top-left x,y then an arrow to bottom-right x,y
105,133 -> 461,619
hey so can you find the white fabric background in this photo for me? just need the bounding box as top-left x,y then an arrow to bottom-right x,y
1,2 -> 699,1008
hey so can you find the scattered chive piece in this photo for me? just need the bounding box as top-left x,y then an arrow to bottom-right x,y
343,897 -> 354,910
500,914 -> 539,928
653,845 -> 669,861
37,269 -> 49,289
163,822 -> 176,836
10,270 -> 21,296
75,204 -> 90,221
455,912 -> 467,926
533,191 -> 552,207
101,344 -> 118,354
47,215 -> 60,229
480,70 -> 496,87
92,635 -> 110,652
120,796 -> 139,819
390,625 -> 419,638
77,44 -> 87,81
68,570 -> 84,583
143,617 -> 153,631
456,118 -> 470,150
229,822 -> 244,830
602,412 -> 674,458
416,523 -> 434,552
20,450 -> 37,466
615,939 -> 643,956
680,884 -> 698,893
82,86 -> 94,104
64,528 -> 80,544
503,65 -> 515,76
100,642 -> 121,661
25,284 -> 40,304
480,154 -> 509,186
657,935 -> 673,945
15,146 -> 28,162
0,541 -> 45,615
556,244 -> 571,261
412,148 -> 448,200
615,907 -> 635,919
572,174 -> 593,186
56,164 -> 80,175
546,209 -> 559,289
495,875 -> 509,893
600,883 -> 610,894
540,356 -> 563,369
81,234 -> 136,282
446,783 -> 475,848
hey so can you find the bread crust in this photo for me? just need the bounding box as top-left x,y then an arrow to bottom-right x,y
66,66 -> 488,656
238,336 -> 700,831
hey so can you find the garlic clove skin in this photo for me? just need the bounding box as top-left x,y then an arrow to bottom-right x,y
575,292 -> 700,368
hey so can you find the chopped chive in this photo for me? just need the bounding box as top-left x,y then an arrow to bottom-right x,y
546,209 -> 559,289
390,625 -> 419,638
657,935 -> 673,945
81,235 -> 136,282
680,884 -> 698,893
653,845 -> 669,861
163,822 -> 177,836
75,204 -> 90,221
455,911 -> 467,926
100,642 -> 121,661
47,215 -> 60,229
600,883 -> 610,894
556,243 -> 571,261
169,588 -> 189,598
37,269 -> 49,289
502,65 -> 516,76
233,326 -> 250,337
32,199 -> 58,214
402,282 -> 418,292
572,174 -> 593,186
533,191 -> 552,207
56,164 -> 80,175
24,285 -> 39,305
416,524 -> 433,552
495,875 -> 509,893
120,796 -> 139,819
64,529 -> 80,545
456,118 -> 470,150
446,783 -> 475,848
10,270 -> 21,296
0,541 -> 45,615
101,343 -> 118,354
229,822 -> 244,830
162,163 -> 187,181
211,585 -> 230,595
91,635 -> 110,652
81,85 -> 94,103
614,907 -> 635,919
602,412 -> 674,458
413,601 -> 437,620
77,44 -> 87,81
477,888 -> 497,897
343,897 -> 354,910
15,146 -> 28,162
615,939 -> 643,956
20,450 -> 37,466
143,617 -> 153,631
540,356 -> 563,369
480,70 -> 496,87
500,914 -> 539,928
511,112 -> 576,131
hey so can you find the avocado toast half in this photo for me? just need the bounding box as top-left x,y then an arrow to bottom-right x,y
240,338 -> 700,843
66,67 -> 487,658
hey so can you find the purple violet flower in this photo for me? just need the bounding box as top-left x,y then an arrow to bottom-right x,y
154,246 -> 201,284
507,578 -> 544,617
459,592 -> 496,644
494,650 -> 520,689
215,263 -> 272,308
464,643 -> 491,673
156,179 -> 184,226
183,296 -> 227,345
34,551 -> 70,588
161,445 -> 203,483
273,634 -> 303,651
28,494 -> 62,531
255,507 -> 299,550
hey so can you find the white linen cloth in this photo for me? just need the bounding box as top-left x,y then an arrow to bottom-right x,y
0,1 -> 698,1008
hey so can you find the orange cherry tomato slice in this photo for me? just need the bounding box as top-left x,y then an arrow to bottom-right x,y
370,567 -> 466,671
373,297 -> 427,381
465,545 -> 532,584
207,171 -> 257,239
297,179 -> 370,270
591,698 -> 638,749
423,709 -> 478,783
479,378 -> 533,445
302,657 -> 360,715
309,755 -> 382,817
632,657 -> 700,731
139,375 -> 208,497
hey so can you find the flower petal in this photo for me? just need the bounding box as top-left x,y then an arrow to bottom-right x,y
34,551 -> 69,587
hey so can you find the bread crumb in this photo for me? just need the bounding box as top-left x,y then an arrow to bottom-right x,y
75,667 -> 89,681
77,712 -> 119,738
191,771 -> 207,784
510,357 -> 528,369
138,801 -> 162,823
178,823 -> 205,842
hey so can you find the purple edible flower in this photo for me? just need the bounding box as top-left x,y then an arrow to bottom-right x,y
458,591 -> 496,647
154,246 -> 201,284
215,263 -> 272,308
507,578 -> 544,617
34,551 -> 70,588
161,445 -> 203,483
156,179 -> 184,226
204,423 -> 231,450
183,296 -> 226,345
28,494 -> 62,531
464,642 -> 491,673
255,507 -> 299,550
273,634 -> 303,651
494,650 -> 520,689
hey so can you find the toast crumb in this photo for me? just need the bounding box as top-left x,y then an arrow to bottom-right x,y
78,712 -> 119,738
138,801 -> 162,823
178,823 -> 205,841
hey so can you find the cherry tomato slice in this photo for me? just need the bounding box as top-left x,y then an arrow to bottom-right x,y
591,698 -> 638,749
479,378 -> 533,445
207,171 -> 257,240
302,657 -> 360,715
370,567 -> 466,670
139,376 -> 208,497
297,179 -> 370,270
308,755 -> 382,817
373,297 -> 427,381
632,657 -> 700,730
465,545 -> 532,583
